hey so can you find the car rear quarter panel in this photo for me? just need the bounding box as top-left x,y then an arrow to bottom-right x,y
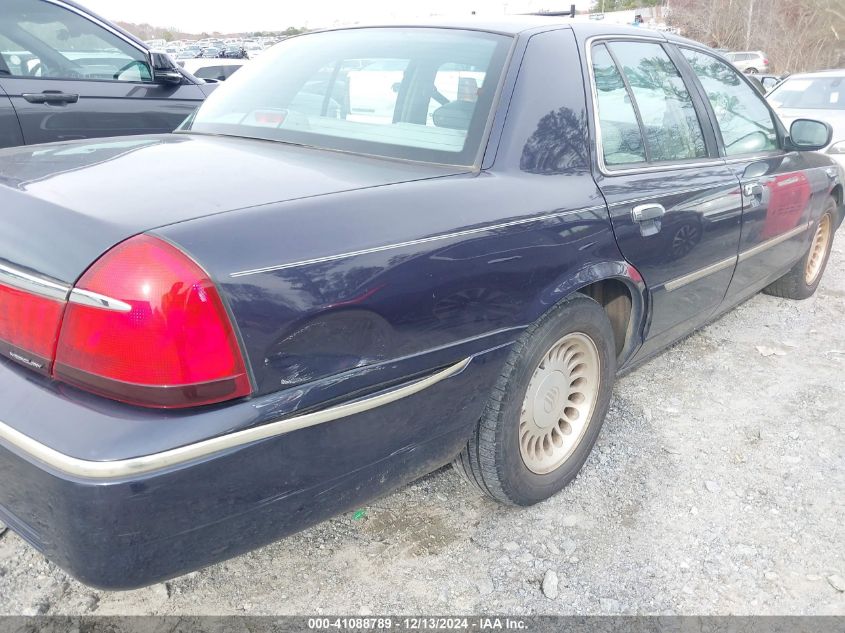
156,28 -> 640,405
0,26 -> 646,589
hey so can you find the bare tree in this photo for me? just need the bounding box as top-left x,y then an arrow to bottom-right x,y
667,0 -> 845,73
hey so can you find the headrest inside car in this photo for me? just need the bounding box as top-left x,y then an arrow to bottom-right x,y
432,100 -> 476,130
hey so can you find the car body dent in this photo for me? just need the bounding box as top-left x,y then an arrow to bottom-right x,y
0,21 -> 841,589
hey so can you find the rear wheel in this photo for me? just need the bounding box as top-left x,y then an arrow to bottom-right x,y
453,294 -> 616,506
746,67 -> 759,74
763,199 -> 836,300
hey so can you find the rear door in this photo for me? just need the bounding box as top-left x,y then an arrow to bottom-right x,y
0,0 -> 205,145
677,47 -> 826,305
585,37 -> 743,355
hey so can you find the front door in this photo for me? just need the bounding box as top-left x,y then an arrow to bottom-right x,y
0,0 -> 204,145
586,38 -> 743,356
677,47 -> 827,305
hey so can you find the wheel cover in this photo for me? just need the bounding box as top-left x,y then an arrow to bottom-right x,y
519,332 -> 601,475
805,214 -> 831,285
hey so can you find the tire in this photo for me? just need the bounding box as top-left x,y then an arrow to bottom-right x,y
453,294 -> 616,506
763,199 -> 836,300
746,67 -> 759,74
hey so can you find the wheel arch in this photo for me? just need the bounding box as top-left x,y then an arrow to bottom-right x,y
530,261 -> 647,367
830,183 -> 844,228
831,183 -> 843,206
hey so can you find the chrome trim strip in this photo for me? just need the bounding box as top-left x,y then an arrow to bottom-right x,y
0,263 -> 70,302
585,38 -> 785,177
662,222 -> 810,291
663,256 -> 737,292
724,153 -> 783,165
0,357 -> 472,479
738,223 -> 809,262
230,206 -> 607,277
69,289 -> 132,313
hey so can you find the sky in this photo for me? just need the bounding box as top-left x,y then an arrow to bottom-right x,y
80,0 -> 594,33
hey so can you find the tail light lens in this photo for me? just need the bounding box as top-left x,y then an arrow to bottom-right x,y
53,235 -> 251,408
0,282 -> 64,372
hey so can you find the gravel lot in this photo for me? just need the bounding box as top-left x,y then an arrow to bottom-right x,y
1,243 -> 844,617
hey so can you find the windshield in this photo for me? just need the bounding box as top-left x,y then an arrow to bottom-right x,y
185,28 -> 512,165
768,75 -> 845,110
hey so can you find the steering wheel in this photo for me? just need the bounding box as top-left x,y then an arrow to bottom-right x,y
27,61 -> 43,77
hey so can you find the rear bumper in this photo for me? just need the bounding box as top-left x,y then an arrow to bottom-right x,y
0,352 -> 503,589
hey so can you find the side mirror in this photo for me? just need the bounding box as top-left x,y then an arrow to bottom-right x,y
154,68 -> 184,85
150,52 -> 184,86
787,119 -> 832,151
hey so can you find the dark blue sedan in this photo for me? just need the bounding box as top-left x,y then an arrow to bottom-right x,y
0,19 -> 842,589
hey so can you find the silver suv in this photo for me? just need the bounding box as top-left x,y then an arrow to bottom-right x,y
724,51 -> 771,74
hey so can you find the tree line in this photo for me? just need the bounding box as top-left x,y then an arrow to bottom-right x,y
592,0 -> 843,73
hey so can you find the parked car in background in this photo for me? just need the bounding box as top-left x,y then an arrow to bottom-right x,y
223,44 -> 247,59
768,70 -> 845,169
176,46 -> 203,60
0,0 -> 213,148
245,42 -> 266,58
200,46 -> 222,59
180,58 -> 246,82
724,50 -> 771,74
0,20 -> 841,590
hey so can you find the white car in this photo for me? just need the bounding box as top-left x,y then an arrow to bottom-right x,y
245,43 -> 266,58
768,70 -> 845,170
180,58 -> 247,82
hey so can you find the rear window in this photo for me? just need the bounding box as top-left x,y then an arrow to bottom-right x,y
186,28 -> 512,165
768,76 -> 845,110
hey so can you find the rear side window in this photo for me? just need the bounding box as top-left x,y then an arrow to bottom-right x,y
590,40 -> 707,168
681,48 -> 778,156
591,44 -> 647,166
607,41 -> 707,163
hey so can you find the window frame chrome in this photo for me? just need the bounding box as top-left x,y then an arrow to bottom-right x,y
584,34 -> 725,177
585,35 -> 790,178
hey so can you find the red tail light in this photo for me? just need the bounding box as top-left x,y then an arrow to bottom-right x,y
53,235 -> 251,408
0,282 -> 64,371
763,58 -> 769,65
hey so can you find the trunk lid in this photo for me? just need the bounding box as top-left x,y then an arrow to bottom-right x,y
0,133 -> 466,283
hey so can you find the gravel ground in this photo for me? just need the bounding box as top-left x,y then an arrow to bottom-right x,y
1,245 -> 844,617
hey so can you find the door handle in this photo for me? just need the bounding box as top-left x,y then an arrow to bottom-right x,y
22,92 -> 79,105
631,203 -> 665,223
